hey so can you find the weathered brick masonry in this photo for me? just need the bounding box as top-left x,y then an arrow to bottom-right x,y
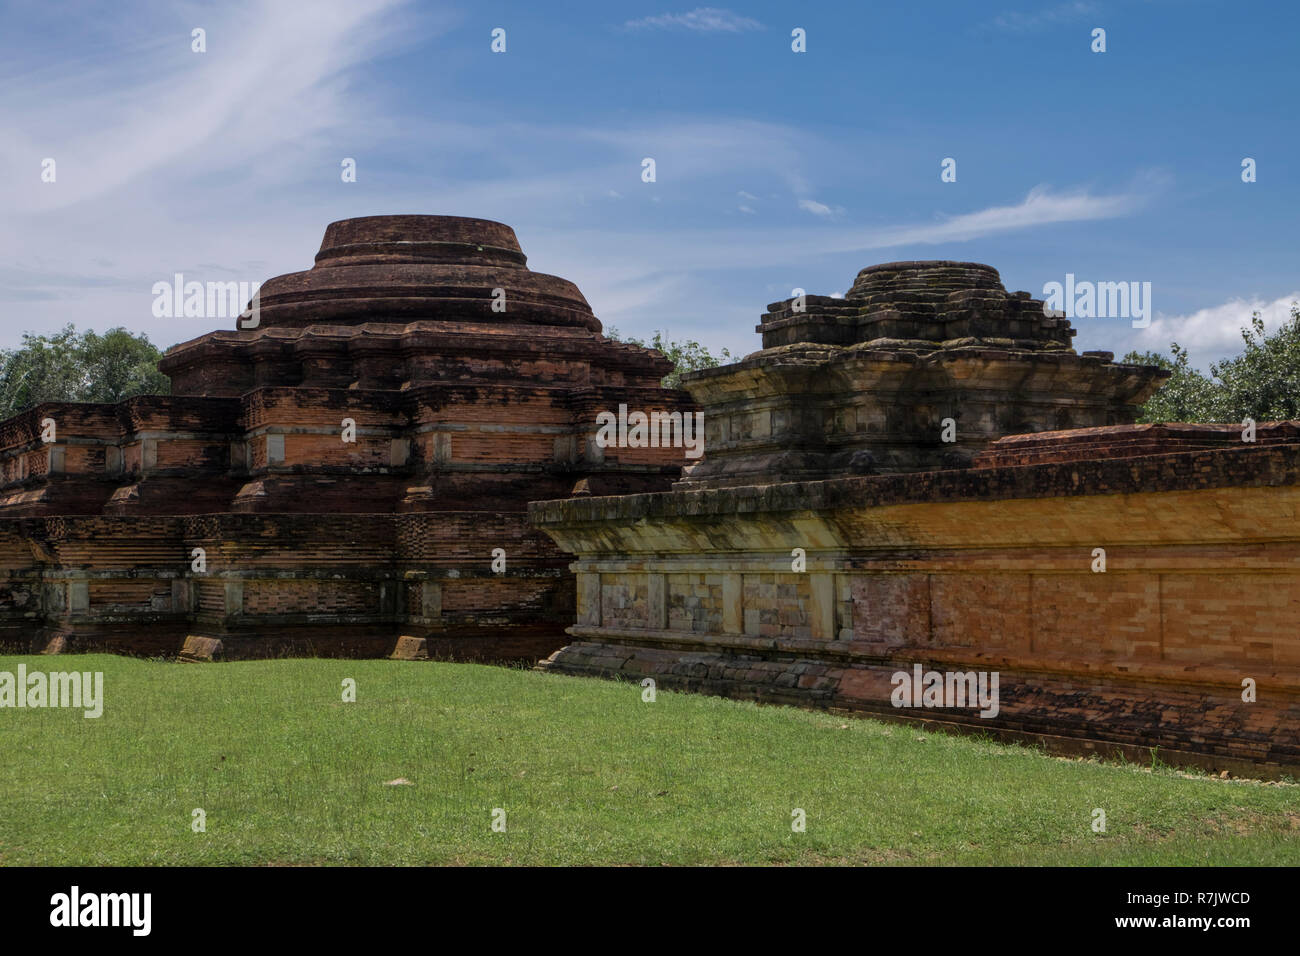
531,261 -> 1300,774
0,215 -> 691,660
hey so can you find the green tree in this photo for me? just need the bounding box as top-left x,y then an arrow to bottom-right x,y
1122,343 -> 1219,424
1212,306 -> 1300,422
1125,303 -> 1300,424
0,324 -> 171,418
606,328 -> 737,388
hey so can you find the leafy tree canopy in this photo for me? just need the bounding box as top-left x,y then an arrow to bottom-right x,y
1124,303 -> 1300,424
605,328 -> 737,389
0,324 -> 171,419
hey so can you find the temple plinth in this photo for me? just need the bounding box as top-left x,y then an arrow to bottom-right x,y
531,261 -> 1300,775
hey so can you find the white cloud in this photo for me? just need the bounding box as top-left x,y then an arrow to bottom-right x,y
542,182 -> 1150,358
623,8 -> 764,32
0,0 -> 421,212
848,184 -> 1139,250
584,273 -> 692,321
534,185 -> 1143,282
0,0 -> 1155,364
798,198 -> 835,217
989,2 -> 1096,33
1120,293 -> 1300,369
0,0 -> 440,348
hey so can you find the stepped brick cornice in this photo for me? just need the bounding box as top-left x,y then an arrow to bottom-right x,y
160,216 -> 668,397
0,215 -> 694,661
675,260 -> 1169,487
756,261 -> 1076,350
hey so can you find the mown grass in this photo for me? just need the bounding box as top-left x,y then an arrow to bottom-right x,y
0,654 -> 1296,865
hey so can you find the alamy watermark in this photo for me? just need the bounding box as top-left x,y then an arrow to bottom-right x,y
890,665 -> 999,719
595,404 -> 705,459
50,886 -> 150,936
0,665 -> 103,718
1042,274 -> 1151,328
151,274 -> 262,328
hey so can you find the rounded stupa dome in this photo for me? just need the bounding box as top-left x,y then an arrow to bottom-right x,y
249,215 -> 599,332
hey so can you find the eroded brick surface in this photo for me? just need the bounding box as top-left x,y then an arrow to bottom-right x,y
0,216 -> 693,661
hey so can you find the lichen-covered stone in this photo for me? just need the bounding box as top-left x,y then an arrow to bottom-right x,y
676,261 -> 1168,487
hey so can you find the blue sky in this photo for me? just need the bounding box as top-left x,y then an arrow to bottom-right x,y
2,0 -> 1297,366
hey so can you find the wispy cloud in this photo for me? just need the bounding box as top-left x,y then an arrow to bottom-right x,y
534,185 -> 1145,285
0,0 -> 1164,364
798,198 -> 843,218
0,0 -> 439,348
849,184 -> 1139,250
623,8 -> 764,33
988,1 -> 1096,33
0,0 -> 422,211
548,184 -> 1147,353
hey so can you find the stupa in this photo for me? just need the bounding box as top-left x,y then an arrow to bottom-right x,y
678,260 -> 1164,487
0,215 -> 693,660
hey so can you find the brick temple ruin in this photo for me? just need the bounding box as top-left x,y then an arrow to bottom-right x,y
532,261 -> 1300,775
3,220 -> 1297,772
0,215 -> 692,660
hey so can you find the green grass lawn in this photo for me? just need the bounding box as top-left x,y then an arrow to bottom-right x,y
0,653 -> 1296,865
